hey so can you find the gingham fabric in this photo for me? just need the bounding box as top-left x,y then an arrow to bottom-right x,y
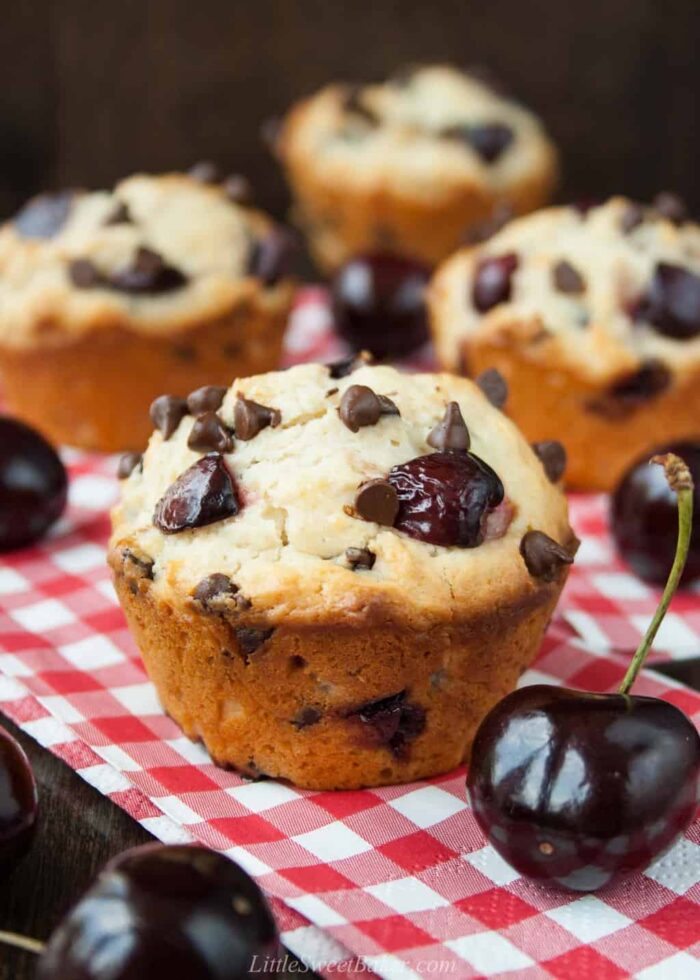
0,289 -> 699,980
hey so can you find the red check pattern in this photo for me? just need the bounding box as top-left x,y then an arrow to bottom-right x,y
0,289 -> 699,979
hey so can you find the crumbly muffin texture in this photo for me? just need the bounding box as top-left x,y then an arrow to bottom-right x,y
432,195 -> 700,381
0,173 -> 284,348
112,362 -> 571,628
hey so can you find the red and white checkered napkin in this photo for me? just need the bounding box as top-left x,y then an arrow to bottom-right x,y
0,290 -> 699,980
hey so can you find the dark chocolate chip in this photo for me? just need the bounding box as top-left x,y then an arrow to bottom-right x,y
472,252 -> 518,312
345,691 -> 426,759
572,198 -> 600,216
292,707 -> 321,730
327,351 -> 373,379
463,202 -> 515,245
149,394 -> 189,440
235,626 -> 274,656
110,246 -> 187,294
222,174 -> 252,205
427,402 -> 470,452
339,385 -> 399,432
122,548 -> 154,581
104,201 -> 132,226
475,368 -> 508,409
187,412 -> 234,453
186,385 -> 227,415
620,203 -> 645,234
354,479 -> 399,526
586,359 -> 672,418
552,260 -> 586,294
634,263 -> 700,340
69,258 -> 102,289
343,85 -> 380,126
13,190 -> 76,239
247,227 -> 295,287
117,452 -> 143,480
532,441 -> 567,483
520,530 -> 574,582
441,123 -> 514,163
194,573 -> 237,605
188,160 -> 221,183
653,191 -> 687,225
326,388 -> 339,397
153,454 -> 240,533
345,547 -> 376,570
234,396 -> 281,441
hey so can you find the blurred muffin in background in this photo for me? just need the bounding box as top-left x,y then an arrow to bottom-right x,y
274,63 -> 558,273
428,194 -> 700,491
0,167 -> 295,452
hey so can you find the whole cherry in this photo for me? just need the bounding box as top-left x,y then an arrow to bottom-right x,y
0,723 -> 38,872
331,253 -> 431,358
467,454 -> 700,891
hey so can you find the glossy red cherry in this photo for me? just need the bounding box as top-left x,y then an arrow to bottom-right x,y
38,843 -> 281,979
468,454 -> 700,891
0,417 -> 67,552
611,442 -> 700,585
331,253 -> 430,358
0,723 -> 38,871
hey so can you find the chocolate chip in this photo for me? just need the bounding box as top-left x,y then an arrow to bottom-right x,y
343,85 -> 379,125
475,368 -> 508,409
122,548 -> 154,591
153,454 -> 240,533
532,441 -> 567,483
235,626 -> 274,656
327,351 -> 373,379
69,258 -> 102,289
247,227 -> 295,287
634,263 -> 700,340
339,385 -> 399,432
463,202 -> 514,245
104,201 -> 132,226
186,385 -> 227,415
344,691 -> 426,759
472,252 -> 518,312
441,123 -> 514,163
427,402 -> 470,452
292,707 -> 321,730
234,396 -> 281,441
354,479 -> 399,526
117,452 -> 143,479
345,547 -> 376,570
653,191 -> 687,225
187,412 -> 234,453
188,160 -> 220,183
552,260 -> 585,294
586,359 -> 672,418
520,530 -> 573,581
223,174 -> 252,205
194,573 -> 237,605
13,190 -> 75,239
110,246 -> 187,294
149,394 -> 189,440
620,202 -> 645,234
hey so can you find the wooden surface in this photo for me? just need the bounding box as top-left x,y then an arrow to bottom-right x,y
1,0 -> 699,226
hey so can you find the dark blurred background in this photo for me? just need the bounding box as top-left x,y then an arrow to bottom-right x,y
2,0 -> 698,229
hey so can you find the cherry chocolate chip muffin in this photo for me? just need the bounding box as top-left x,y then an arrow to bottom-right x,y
429,195 -> 700,491
274,63 -> 558,272
109,360 -> 575,790
0,169 -> 295,452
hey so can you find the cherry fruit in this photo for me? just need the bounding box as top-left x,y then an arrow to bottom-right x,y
611,441 -> 700,585
332,253 -> 431,358
467,454 -> 700,890
0,417 -> 67,552
0,723 -> 38,871
38,843 -> 281,979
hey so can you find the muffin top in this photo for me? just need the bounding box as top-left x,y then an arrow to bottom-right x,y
110,361 -> 573,628
0,171 -> 293,348
279,64 -> 558,201
430,195 -> 700,384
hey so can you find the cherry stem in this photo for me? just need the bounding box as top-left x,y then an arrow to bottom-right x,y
618,453 -> 694,696
0,929 -> 45,955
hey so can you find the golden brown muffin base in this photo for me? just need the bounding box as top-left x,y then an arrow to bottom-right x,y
0,296 -> 292,453
454,336 -> 700,492
111,547 -> 567,790
283,157 -> 557,273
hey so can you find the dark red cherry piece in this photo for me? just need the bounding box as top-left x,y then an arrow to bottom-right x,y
0,417 -> 68,552
332,253 -> 431,358
633,262 -> 700,340
472,252 -> 518,312
153,454 -> 240,534
611,442 -> 700,585
0,724 -> 38,871
388,451 -> 504,547
467,685 -> 700,891
38,843 -> 281,979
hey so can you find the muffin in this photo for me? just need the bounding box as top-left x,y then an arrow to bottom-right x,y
0,170 -> 295,452
109,359 -> 575,790
275,63 -> 558,272
429,195 -> 700,491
